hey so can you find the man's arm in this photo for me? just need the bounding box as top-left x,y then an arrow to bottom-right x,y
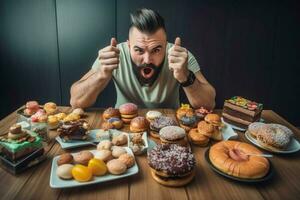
182,71 -> 216,110
70,38 -> 119,108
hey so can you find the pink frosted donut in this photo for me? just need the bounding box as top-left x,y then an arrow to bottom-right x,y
119,103 -> 138,115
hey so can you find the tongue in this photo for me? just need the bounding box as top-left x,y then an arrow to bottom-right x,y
141,67 -> 154,79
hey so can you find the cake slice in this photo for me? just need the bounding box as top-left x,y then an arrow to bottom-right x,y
222,96 -> 263,129
57,120 -> 90,142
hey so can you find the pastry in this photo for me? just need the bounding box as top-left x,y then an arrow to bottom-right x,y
103,117 -> 123,130
204,114 -> 222,127
44,102 -> 57,115
112,133 -> 127,146
150,116 -> 177,139
188,128 -> 209,146
56,164 -> 74,180
48,115 -> 59,130
23,101 -> 40,116
0,125 -> 43,161
176,104 -> 198,132
103,107 -> 121,120
63,113 -> 81,122
146,110 -> 162,122
97,140 -> 113,151
256,124 -> 292,151
197,120 -> 215,138
112,146 -> 127,158
248,122 -> 266,138
130,116 -> 149,133
107,159 -> 127,175
222,96 -> 263,129
95,130 -> 111,141
94,150 -> 113,162
195,107 -> 212,120
148,144 -> 196,187
209,141 -> 269,179
118,153 -> 135,168
88,158 -> 107,176
73,151 -> 94,165
71,164 -> 93,182
57,120 -> 90,142
55,112 -> 67,121
128,133 -> 146,155
57,153 -> 74,166
119,103 -> 138,124
159,126 -> 187,146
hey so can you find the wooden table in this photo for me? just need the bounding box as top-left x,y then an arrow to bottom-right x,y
0,107 -> 299,200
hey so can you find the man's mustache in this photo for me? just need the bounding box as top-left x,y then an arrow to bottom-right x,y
136,64 -> 157,69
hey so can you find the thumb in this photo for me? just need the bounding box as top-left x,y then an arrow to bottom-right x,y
110,37 -> 117,47
175,37 -> 181,46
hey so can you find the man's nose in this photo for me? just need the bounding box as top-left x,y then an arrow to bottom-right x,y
143,52 -> 152,64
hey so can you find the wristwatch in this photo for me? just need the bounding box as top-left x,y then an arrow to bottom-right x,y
179,70 -> 196,87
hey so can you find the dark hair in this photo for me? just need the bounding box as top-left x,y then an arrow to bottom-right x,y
130,8 -> 166,34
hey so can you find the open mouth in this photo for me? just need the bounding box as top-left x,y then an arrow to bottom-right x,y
140,67 -> 155,79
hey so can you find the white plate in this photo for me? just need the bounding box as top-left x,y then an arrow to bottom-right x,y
50,148 -> 138,188
127,132 -> 149,155
245,131 -> 300,154
55,131 -> 100,149
221,123 -> 238,140
221,117 -> 264,132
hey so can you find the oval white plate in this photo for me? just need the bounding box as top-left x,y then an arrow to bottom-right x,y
245,131 -> 300,154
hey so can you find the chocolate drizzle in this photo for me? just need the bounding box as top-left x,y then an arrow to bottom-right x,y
148,144 -> 195,176
57,120 -> 89,141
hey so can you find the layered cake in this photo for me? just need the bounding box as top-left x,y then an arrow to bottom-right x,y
0,124 -> 43,161
57,120 -> 90,142
222,96 -> 263,129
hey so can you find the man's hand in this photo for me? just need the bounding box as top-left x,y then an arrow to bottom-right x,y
98,37 -> 120,77
168,37 -> 189,83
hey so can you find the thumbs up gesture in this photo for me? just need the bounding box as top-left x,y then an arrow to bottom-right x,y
168,37 -> 189,83
98,37 -> 120,76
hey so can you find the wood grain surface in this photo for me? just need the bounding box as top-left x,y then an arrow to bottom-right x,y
0,107 -> 299,200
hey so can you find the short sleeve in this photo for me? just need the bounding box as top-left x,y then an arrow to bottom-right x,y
187,51 -> 201,74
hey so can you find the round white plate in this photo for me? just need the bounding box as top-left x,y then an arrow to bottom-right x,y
245,131 -> 300,154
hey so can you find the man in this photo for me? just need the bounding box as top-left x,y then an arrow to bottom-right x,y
70,8 -> 216,110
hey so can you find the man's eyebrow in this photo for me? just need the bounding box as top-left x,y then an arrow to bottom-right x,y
151,45 -> 162,50
133,46 -> 144,50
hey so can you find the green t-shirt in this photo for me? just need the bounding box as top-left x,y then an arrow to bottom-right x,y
92,42 -> 200,108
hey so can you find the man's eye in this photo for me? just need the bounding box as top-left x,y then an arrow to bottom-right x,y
153,49 -> 160,53
135,49 -> 144,54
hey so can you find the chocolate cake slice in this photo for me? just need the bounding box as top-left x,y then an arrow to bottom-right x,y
57,120 -> 90,142
222,96 -> 263,129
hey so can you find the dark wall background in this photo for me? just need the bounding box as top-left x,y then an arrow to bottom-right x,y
0,0 -> 299,126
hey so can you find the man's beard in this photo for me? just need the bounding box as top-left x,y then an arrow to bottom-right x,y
131,59 -> 164,87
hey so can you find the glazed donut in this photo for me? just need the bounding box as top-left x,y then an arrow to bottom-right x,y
204,114 -> 222,127
209,141 -> 269,179
257,124 -> 292,151
107,117 -> 123,129
130,116 -> 149,133
188,128 -> 209,146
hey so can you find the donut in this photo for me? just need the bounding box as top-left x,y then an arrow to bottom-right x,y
26,101 -> 39,111
97,140 -> 113,151
248,122 -> 266,138
107,117 -> 123,129
112,146 -> 127,158
148,144 -> 196,187
103,107 -> 120,120
257,124 -> 292,151
209,141 -> 269,179
107,159 -> 127,175
130,116 -> 149,133
73,151 -> 94,165
188,128 -> 209,146
112,133 -> 127,146
146,111 -> 162,122
119,103 -> 138,115
197,120 -> 215,137
159,126 -> 187,146
195,107 -> 212,120
150,116 -> 177,138
204,114 -> 222,127
44,102 -> 57,115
